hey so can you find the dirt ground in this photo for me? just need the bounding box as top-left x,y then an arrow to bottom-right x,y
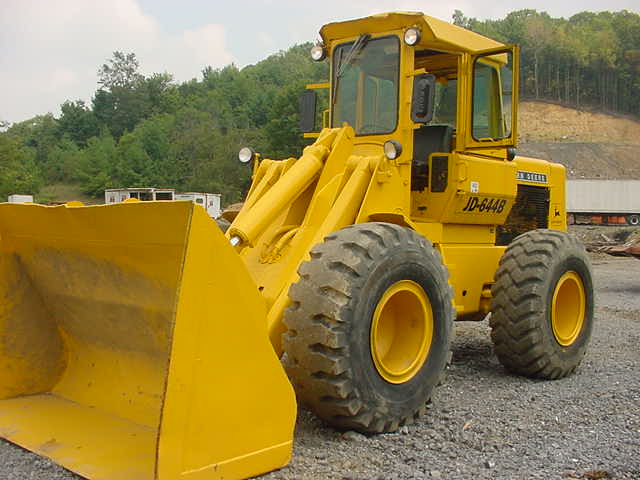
519,101 -> 640,145
0,239 -> 639,479
516,101 -> 640,180
261,253 -> 640,480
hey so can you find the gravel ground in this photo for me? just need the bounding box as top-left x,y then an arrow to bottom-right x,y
1,253 -> 639,480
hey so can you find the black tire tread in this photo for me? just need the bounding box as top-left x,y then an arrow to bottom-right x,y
489,229 -> 593,379
282,223 -> 454,433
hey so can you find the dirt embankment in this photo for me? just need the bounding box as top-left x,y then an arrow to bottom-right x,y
517,101 -> 640,179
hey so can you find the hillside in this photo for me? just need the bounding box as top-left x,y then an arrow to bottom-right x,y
2,32 -> 638,206
518,101 -> 640,179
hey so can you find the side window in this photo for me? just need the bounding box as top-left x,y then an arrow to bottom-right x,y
472,51 -> 514,140
414,51 -> 459,129
472,62 -> 499,139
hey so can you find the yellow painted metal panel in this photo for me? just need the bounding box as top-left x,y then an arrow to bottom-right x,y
0,252 -> 66,400
0,202 -> 296,480
441,155 -> 518,225
320,12 -> 503,53
306,82 -> 329,89
548,162 -> 567,231
439,244 -> 506,316
0,202 -> 187,428
157,206 -> 295,479
0,395 -> 157,480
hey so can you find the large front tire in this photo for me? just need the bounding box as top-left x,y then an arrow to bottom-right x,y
490,229 -> 594,379
282,223 -> 454,433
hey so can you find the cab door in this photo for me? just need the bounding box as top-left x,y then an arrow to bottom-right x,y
436,45 -> 519,226
461,45 -> 519,152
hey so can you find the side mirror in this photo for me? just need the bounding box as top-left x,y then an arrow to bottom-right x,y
411,73 -> 436,124
299,90 -> 317,133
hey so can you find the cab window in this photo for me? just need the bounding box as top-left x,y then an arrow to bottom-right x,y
413,50 -> 459,129
472,51 -> 514,140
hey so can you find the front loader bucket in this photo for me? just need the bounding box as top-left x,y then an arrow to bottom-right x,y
0,201 -> 296,480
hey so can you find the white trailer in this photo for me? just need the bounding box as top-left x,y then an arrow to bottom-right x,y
105,188 -> 175,204
566,180 -> 640,225
7,194 -> 34,203
104,188 -> 221,218
174,192 -> 221,218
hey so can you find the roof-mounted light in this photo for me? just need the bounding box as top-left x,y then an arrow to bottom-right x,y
404,28 -> 421,46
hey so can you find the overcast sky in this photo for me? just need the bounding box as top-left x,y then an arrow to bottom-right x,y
1,0 -> 637,124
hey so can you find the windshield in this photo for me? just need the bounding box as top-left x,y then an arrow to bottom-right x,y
331,36 -> 400,135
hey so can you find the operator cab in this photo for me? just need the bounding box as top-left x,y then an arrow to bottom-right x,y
300,11 -> 519,228
301,13 -> 517,169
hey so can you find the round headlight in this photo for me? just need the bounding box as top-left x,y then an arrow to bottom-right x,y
404,28 -> 421,46
310,44 -> 326,61
238,147 -> 255,164
384,140 -> 403,160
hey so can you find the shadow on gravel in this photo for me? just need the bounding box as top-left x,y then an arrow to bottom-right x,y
449,323 -> 507,379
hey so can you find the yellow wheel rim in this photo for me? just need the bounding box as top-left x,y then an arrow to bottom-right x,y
551,271 -> 586,346
370,280 -> 433,384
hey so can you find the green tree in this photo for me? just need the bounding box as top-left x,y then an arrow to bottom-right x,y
453,9 -> 640,114
45,138 -> 83,182
98,51 -> 143,89
94,51 -> 148,138
76,134 -> 118,196
6,114 -> 60,180
0,136 -> 42,199
57,100 -> 99,146
264,82 -> 310,158
93,53 -> 179,139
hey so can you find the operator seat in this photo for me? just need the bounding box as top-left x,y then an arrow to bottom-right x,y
411,125 -> 454,191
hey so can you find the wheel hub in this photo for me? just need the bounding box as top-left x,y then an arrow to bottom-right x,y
370,280 -> 433,384
551,271 -> 586,346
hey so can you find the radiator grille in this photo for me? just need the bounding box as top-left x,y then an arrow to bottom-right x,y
497,185 -> 550,246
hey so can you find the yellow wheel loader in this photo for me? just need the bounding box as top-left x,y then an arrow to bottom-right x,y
0,12 -> 594,480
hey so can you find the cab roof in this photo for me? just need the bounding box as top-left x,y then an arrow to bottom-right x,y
320,12 -> 504,53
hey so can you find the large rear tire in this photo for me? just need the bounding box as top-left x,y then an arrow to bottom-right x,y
490,229 -> 594,379
282,223 -> 454,433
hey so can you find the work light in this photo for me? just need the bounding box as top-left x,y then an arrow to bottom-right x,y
384,140 -> 403,160
310,44 -> 327,61
404,28 -> 421,46
238,147 -> 255,164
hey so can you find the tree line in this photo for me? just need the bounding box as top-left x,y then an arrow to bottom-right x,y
0,9 -> 638,204
453,9 -> 640,113
0,47 -> 327,203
